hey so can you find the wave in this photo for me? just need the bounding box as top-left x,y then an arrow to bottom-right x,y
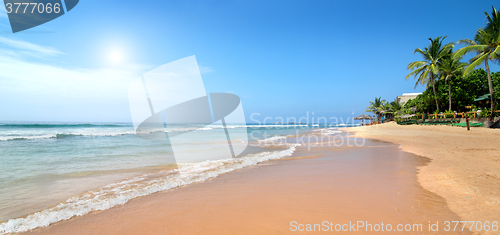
0,134 -> 56,141
313,128 -> 343,136
0,123 -> 320,130
0,131 -> 136,141
333,124 -> 361,127
54,132 -> 135,138
0,124 -> 323,142
0,127 -> 218,141
258,135 -> 288,143
0,123 -> 131,128
0,144 -> 300,234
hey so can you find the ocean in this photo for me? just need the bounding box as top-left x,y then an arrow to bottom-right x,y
0,122 -> 359,234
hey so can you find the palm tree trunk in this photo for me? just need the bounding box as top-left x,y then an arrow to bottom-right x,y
431,73 -> 440,111
485,58 -> 496,121
448,81 -> 452,111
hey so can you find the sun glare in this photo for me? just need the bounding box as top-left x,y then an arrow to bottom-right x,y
108,50 -> 123,64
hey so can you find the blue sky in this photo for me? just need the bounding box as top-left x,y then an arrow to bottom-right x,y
0,0 -> 499,123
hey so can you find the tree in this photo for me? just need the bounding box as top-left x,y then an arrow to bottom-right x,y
382,101 -> 392,113
366,97 -> 386,122
400,69 -> 500,113
454,6 -> 500,120
390,100 -> 403,114
438,51 -> 468,110
381,101 -> 393,120
380,100 -> 403,120
406,36 -> 454,112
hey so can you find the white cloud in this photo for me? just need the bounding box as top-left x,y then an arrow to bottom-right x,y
0,37 -> 148,122
199,66 -> 214,74
0,36 -> 63,56
0,56 -> 138,98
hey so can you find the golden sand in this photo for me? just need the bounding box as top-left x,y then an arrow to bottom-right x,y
345,122 -> 500,232
23,136 -> 468,234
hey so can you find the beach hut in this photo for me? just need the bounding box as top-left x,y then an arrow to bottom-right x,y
474,94 -> 491,102
354,114 -> 372,126
474,94 -> 492,109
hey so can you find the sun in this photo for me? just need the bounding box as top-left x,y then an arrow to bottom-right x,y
107,50 -> 123,64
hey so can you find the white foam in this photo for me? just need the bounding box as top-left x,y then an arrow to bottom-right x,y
321,130 -> 343,135
0,144 -> 299,234
0,123 -> 321,141
196,127 -> 213,131
258,135 -> 288,143
0,134 -> 56,141
0,130 -> 136,141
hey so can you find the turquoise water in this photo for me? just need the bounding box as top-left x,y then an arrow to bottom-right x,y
0,122 -> 358,233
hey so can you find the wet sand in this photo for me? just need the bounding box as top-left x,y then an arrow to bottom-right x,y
345,122 -> 500,233
23,137 -> 467,234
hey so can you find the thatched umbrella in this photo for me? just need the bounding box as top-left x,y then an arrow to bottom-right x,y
354,114 -> 373,125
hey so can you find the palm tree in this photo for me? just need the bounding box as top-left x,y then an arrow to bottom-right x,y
382,101 -> 392,113
378,100 -> 403,121
454,6 -> 500,120
390,100 -> 403,115
366,97 -> 386,122
381,101 -> 392,120
438,51 -> 468,110
406,36 -> 454,112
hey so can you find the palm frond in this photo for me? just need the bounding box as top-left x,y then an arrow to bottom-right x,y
489,45 -> 500,60
406,66 -> 426,80
453,45 -> 489,59
456,39 -> 477,46
464,52 -> 489,75
416,69 -> 430,89
406,61 -> 427,70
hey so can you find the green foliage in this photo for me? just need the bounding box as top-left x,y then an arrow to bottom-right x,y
481,108 -> 491,118
406,37 -> 454,111
431,109 -> 440,119
455,6 -> 500,75
382,102 -> 392,113
392,7 -> 500,117
401,69 -> 500,114
389,100 -> 402,114
453,6 -> 500,118
444,109 -> 455,118
366,97 -> 386,121
438,52 -> 468,110
402,98 -> 421,113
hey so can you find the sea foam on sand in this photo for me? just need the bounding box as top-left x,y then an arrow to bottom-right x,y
0,144 -> 299,234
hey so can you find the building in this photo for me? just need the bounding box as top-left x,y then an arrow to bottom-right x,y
396,93 -> 422,106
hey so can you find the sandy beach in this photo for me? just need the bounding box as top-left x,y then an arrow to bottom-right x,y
346,122 -> 500,232
20,130 -> 478,234
3,1 -> 500,234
